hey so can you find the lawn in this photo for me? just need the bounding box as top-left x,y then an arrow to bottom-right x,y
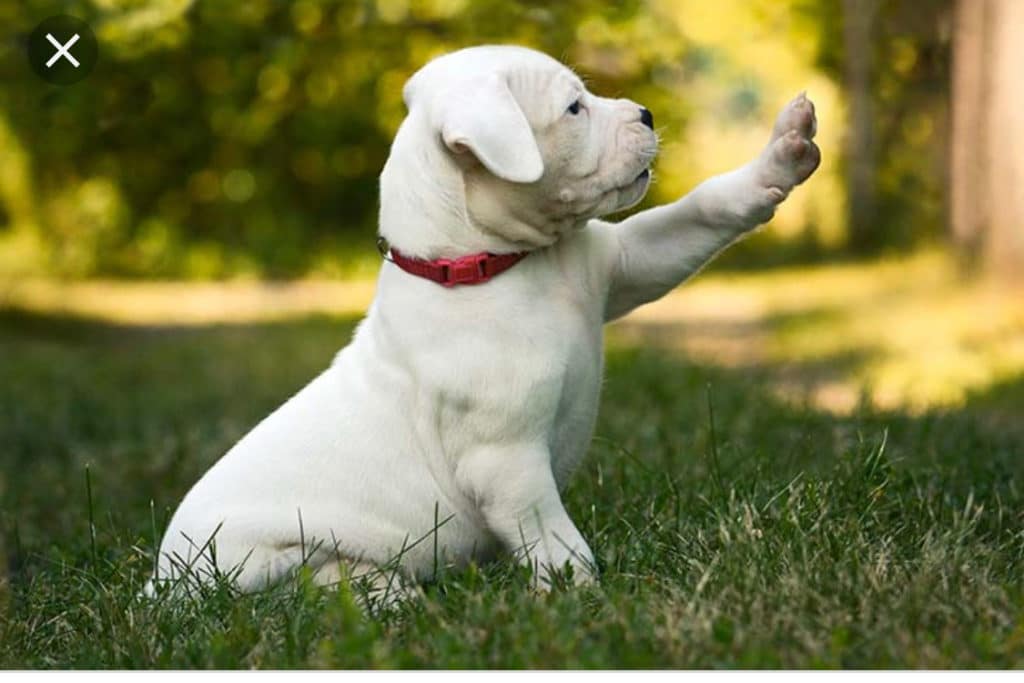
1,258 -> 1022,668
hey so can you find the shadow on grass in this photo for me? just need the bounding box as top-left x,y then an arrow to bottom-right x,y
0,307 -> 364,565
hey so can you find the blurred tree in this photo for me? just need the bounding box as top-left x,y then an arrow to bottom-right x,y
0,0 -> 685,279
841,0 -> 877,253
950,0 -> 1024,278
799,0 -> 952,254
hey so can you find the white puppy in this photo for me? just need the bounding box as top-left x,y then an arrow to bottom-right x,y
151,45 -> 818,597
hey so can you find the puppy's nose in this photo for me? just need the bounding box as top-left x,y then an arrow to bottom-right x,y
639,107 -> 654,129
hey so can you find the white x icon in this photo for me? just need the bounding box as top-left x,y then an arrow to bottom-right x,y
45,33 -> 80,68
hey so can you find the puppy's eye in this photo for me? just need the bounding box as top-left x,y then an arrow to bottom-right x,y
567,99 -> 582,115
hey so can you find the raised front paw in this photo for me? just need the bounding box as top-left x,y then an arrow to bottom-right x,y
758,93 -> 821,202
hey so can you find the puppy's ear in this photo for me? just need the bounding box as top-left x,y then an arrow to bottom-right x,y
440,74 -> 544,184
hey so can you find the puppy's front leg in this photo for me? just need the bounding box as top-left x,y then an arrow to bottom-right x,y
458,444 -> 595,588
603,94 -> 820,321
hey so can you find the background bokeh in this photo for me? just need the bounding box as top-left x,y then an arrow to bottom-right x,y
0,0 -> 971,278
0,0 -> 1021,414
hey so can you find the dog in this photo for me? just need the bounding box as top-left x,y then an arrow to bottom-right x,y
149,45 -> 818,599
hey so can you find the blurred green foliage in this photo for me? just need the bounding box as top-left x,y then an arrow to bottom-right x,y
0,0 -> 951,279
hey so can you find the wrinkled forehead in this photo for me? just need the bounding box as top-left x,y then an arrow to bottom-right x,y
403,46 -> 583,111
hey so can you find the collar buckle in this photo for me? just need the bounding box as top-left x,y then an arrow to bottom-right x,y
438,253 -> 489,287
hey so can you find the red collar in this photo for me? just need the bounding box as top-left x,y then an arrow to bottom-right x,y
386,245 -> 530,287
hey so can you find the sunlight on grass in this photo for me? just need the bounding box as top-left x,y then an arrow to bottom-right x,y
612,251 -> 1024,413
761,257 -> 1024,411
0,278 -> 377,325
4,251 -> 1022,413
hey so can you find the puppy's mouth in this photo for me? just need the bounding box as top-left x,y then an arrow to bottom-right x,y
619,167 -> 651,192
615,167 -> 653,211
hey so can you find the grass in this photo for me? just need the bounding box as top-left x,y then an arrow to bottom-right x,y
1,260 -> 1023,668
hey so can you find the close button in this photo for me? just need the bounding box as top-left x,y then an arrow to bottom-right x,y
27,14 -> 98,86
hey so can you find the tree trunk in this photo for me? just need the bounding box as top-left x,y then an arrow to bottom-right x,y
950,0 -> 988,261
842,0 -> 878,253
950,0 -> 1024,277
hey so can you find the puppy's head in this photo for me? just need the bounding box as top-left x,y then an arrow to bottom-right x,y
391,46 -> 658,247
